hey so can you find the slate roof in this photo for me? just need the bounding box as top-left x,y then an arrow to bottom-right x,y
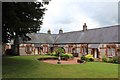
25,33 -> 54,44
24,25 -> 120,44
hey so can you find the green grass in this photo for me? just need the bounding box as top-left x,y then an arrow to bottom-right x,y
2,55 -> 118,78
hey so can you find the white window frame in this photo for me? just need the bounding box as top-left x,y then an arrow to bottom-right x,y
107,47 -> 115,57
26,46 -> 33,53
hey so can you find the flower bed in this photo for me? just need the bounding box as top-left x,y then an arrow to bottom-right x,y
80,54 -> 94,62
102,55 -> 119,64
47,48 -> 74,61
60,53 -> 74,61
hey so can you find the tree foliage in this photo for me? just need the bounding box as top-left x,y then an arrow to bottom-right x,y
55,47 -> 65,54
2,1 -> 50,55
2,1 -> 49,43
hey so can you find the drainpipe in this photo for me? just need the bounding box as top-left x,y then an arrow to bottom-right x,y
86,44 -> 88,54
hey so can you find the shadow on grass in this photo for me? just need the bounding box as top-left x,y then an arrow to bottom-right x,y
2,56 -> 42,78
2,56 -> 119,79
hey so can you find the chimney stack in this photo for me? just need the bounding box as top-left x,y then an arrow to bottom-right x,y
59,28 -> 63,34
83,23 -> 87,32
47,29 -> 51,34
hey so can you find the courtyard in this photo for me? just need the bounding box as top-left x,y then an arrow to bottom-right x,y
2,1 -> 119,80
2,55 -> 118,78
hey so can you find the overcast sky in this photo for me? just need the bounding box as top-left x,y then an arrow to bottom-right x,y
39,0 -> 119,34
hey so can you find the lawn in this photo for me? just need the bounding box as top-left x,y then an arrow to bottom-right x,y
2,55 -> 118,78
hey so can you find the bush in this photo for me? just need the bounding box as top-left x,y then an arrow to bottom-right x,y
49,47 -> 65,57
60,53 -> 65,57
113,56 -> 118,63
81,55 -> 86,60
62,54 -> 69,59
66,53 -> 74,58
107,58 -> 114,63
102,55 -> 107,62
85,54 -> 94,62
89,58 -> 94,61
55,47 -> 65,54
51,52 -> 57,56
80,54 -> 94,62
85,54 -> 94,59
46,53 -> 51,55
102,55 -> 118,64
85,58 -> 90,62
61,53 -> 74,59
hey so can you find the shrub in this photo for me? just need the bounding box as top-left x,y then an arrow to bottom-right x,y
89,58 -> 94,61
60,53 -> 65,57
81,55 -> 86,60
55,47 -> 65,54
85,54 -> 94,62
102,55 -> 118,63
81,54 -> 94,62
66,53 -> 73,58
46,53 -> 51,55
113,56 -> 118,63
51,52 -> 57,56
102,55 -> 107,62
61,53 -> 74,59
107,58 -> 114,63
85,58 -> 90,62
85,54 -> 94,59
62,54 -> 69,59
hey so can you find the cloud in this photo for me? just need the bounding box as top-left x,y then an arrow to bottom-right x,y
40,0 -> 118,34
77,2 -> 118,26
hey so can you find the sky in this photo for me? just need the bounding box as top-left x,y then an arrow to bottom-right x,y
39,0 -> 119,34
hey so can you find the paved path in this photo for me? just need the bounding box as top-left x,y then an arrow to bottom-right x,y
42,57 -> 80,64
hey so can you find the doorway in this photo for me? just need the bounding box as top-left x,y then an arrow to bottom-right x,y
92,48 -> 99,58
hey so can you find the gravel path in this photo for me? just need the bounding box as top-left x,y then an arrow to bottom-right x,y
42,57 -> 80,64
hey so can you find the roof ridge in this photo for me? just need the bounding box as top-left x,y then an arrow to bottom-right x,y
25,24 -> 119,44
61,24 -> 119,34
29,25 -> 119,35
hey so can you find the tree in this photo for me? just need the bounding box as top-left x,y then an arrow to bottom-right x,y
55,47 -> 65,55
2,1 -> 50,55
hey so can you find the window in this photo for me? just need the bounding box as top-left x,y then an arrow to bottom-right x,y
26,46 -> 32,52
107,48 -> 112,57
107,47 -> 116,57
111,48 -> 115,56
82,47 -> 87,55
43,47 -> 48,53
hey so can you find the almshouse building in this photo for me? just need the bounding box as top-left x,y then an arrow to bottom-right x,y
18,24 -> 120,59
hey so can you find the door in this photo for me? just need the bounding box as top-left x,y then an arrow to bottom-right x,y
50,47 -> 54,53
92,48 -> 99,58
35,47 -> 40,55
94,49 -> 97,58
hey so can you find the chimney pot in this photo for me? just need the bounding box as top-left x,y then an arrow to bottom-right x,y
59,28 -> 63,34
83,23 -> 87,31
47,29 -> 51,34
